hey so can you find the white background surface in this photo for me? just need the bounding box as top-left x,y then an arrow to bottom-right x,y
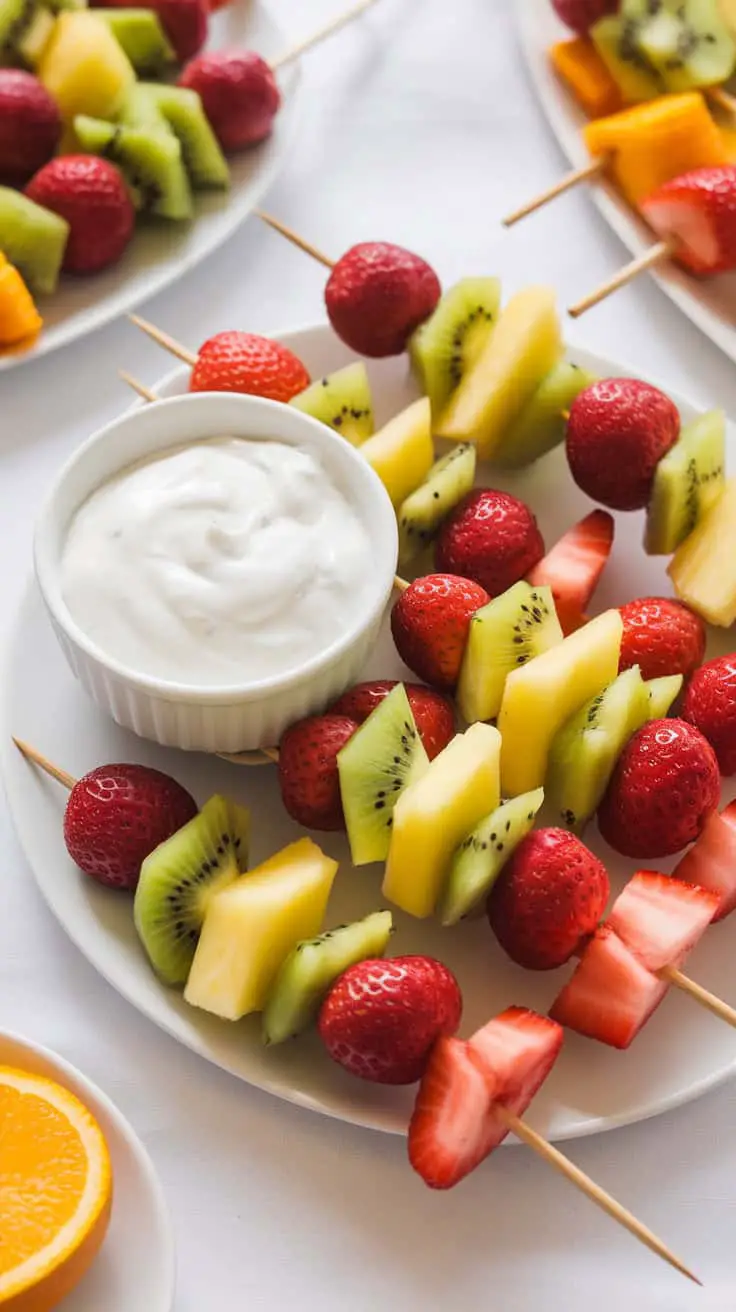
2,1 -> 736,1307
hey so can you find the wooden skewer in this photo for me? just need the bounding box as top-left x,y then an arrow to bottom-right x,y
119,370 -> 159,404
270,0 -> 380,72
706,85 -> 736,117
502,158 -> 606,228
568,241 -> 673,319
661,965 -> 736,1029
13,738 -> 76,790
497,1107 -> 699,1283
254,211 -> 335,269
128,314 -> 198,366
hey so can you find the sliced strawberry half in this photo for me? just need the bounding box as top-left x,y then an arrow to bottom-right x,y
527,510 -> 614,635
467,1006 -> 563,1149
641,166 -> 736,277
408,1037 -> 501,1189
550,925 -> 668,1049
607,871 -> 718,973
674,800 -> 736,922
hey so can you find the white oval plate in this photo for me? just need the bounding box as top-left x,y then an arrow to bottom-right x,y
4,321 -> 736,1145
0,1 -> 300,373
515,1 -> 736,363
0,1029 -> 175,1311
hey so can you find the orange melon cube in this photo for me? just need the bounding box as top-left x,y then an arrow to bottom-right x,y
549,37 -> 622,119
0,254 -> 42,348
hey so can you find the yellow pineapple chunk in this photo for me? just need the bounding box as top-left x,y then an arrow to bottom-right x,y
498,609 -> 623,797
360,397 -> 434,506
184,838 -> 337,1021
39,12 -> 136,123
668,478 -> 736,626
435,287 -> 563,458
382,722 -> 501,919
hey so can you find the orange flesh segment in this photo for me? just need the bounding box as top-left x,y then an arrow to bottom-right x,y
549,37 -> 622,119
0,259 -> 43,348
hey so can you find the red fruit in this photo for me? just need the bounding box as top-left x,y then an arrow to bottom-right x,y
551,0 -> 618,34
598,719 -> 721,860
607,871 -> 717,973
277,714 -> 358,831
179,50 -> 280,150
550,925 -> 669,1049
189,331 -> 310,399
566,379 -> 680,511
63,764 -> 197,891
488,828 -> 609,971
409,1008 -> 562,1189
0,71 -> 61,189
641,165 -> 736,276
324,241 -> 441,358
318,956 -> 462,1085
618,596 -> 706,681
528,509 -> 614,635
435,489 -> 544,596
390,574 -> 490,690
330,680 -> 455,760
674,800 -> 736,921
682,655 -> 736,775
25,155 -> 134,275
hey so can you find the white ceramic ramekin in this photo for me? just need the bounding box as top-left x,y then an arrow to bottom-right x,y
34,392 -> 398,753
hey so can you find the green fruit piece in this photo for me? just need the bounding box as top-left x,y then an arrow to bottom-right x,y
337,683 -> 430,867
457,581 -> 564,726
261,910 -> 394,1045
397,444 -> 477,564
591,14 -> 664,101
408,276 -> 501,417
645,409 -> 725,555
635,0 -> 735,90
73,114 -> 193,220
289,362 -> 374,445
93,8 -> 175,76
16,5 -> 54,65
546,666 -> 650,834
0,0 -> 37,62
438,789 -> 544,927
133,794 -> 250,987
0,185 -> 68,293
44,0 -> 87,12
646,673 -> 684,718
493,361 -> 597,469
123,82 -> 229,190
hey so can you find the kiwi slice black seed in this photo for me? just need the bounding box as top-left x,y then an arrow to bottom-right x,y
290,362 -> 374,445
408,277 -> 501,417
133,794 -> 250,986
337,684 -> 430,866
645,409 -> 725,555
397,444 -> 477,564
123,83 -> 229,190
493,362 -> 596,469
457,582 -> 563,726
73,114 -> 193,220
591,14 -> 664,101
646,673 -> 683,718
439,790 -> 544,926
629,0 -> 735,91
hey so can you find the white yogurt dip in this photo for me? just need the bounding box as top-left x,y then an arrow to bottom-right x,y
60,436 -> 373,686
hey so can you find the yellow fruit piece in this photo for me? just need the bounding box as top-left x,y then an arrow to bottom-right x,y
0,1066 -> 112,1310
435,287 -> 563,458
0,255 -> 42,348
583,93 -> 728,208
549,37 -> 622,119
360,397 -> 434,506
382,722 -> 501,919
39,12 -> 135,123
498,609 -> 623,796
668,477 -> 736,626
184,838 -> 338,1021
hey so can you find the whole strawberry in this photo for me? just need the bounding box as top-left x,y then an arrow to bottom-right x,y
330,680 -> 455,760
618,596 -> 706,681
0,71 -> 61,189
551,0 -> 618,33
682,655 -> 736,775
598,718 -> 721,859
641,165 -> 736,276
97,0 -> 208,61
566,379 -> 680,511
488,828 -> 609,970
391,574 -> 490,690
25,155 -> 135,275
435,489 -> 544,596
278,714 -> 358,831
179,50 -> 280,150
190,331 -> 310,399
325,241 -> 441,358
318,955 -> 462,1084
63,764 -> 197,890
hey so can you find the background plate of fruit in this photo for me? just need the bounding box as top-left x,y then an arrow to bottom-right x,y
6,294 -> 736,1152
0,0 -> 303,368
514,0 -> 736,360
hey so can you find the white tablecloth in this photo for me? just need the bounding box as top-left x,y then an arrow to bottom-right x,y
3,2 -> 736,1307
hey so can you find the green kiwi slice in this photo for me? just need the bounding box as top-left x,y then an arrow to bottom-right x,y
337,684 -> 430,866
546,666 -> 650,834
408,277 -> 501,417
261,910 -> 394,1045
646,673 -> 683,718
493,362 -> 597,469
591,14 -> 664,101
0,186 -> 68,293
645,409 -> 725,555
124,83 -> 229,191
93,9 -> 175,76
74,115 -> 193,220
289,362 -> 374,445
632,0 -> 735,90
0,0 -> 36,61
457,582 -> 564,726
438,790 -> 544,926
133,794 -> 250,986
397,444 -> 477,564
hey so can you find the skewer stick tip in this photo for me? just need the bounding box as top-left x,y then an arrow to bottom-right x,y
12,738 -> 77,790
568,241 -> 672,319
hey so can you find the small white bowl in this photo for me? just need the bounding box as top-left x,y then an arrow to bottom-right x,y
34,392 -> 398,753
